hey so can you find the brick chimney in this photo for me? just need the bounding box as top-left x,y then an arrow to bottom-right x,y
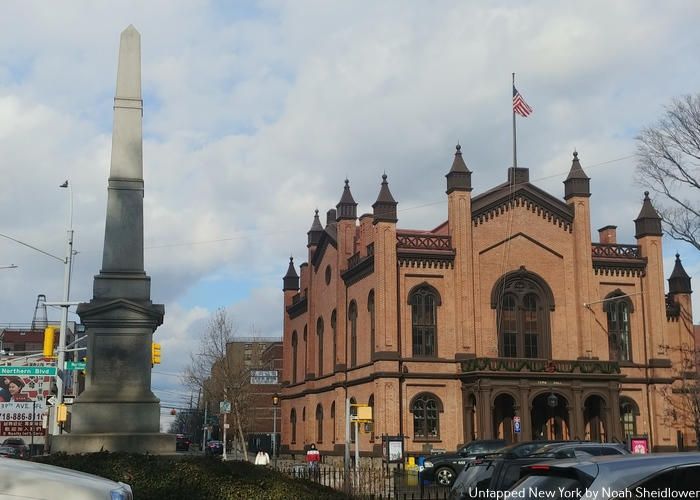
598,225 -> 617,244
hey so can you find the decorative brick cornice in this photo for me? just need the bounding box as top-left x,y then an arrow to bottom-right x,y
341,254 -> 374,286
286,293 -> 308,319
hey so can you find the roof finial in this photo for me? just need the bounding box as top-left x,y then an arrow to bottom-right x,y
456,143 -> 461,152
573,150 -> 578,159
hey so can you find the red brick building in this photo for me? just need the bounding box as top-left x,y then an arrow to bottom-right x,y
280,147 -> 695,459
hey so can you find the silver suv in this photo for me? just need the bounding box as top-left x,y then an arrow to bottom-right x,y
509,453 -> 700,499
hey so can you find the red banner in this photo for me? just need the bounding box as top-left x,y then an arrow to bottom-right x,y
0,421 -> 44,437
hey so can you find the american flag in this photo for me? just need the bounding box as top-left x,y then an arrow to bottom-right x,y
513,86 -> 533,117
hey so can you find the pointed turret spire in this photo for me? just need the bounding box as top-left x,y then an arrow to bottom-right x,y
563,150 -> 591,200
336,179 -> 357,220
372,174 -> 398,223
668,253 -> 692,295
445,144 -> 472,194
634,191 -> 663,238
307,209 -> 324,247
283,256 -> 300,291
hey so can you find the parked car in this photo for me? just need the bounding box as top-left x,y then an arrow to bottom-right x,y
176,434 -> 191,451
205,440 -> 224,456
449,442 -> 629,499
0,457 -> 133,499
0,445 -> 20,458
420,439 -> 506,486
509,453 -> 700,499
1,438 -> 30,459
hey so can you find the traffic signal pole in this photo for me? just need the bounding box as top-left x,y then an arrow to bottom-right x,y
55,225 -> 74,434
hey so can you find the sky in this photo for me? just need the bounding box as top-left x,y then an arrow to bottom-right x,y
1,0 -> 699,431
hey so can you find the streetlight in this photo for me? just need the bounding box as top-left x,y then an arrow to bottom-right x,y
272,393 -> 279,466
55,180 -> 75,434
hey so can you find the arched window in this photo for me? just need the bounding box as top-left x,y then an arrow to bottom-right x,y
303,325 -> 308,378
605,291 -> 633,362
316,404 -> 324,443
411,393 -> 442,439
408,284 -> 441,357
349,301 -> 358,367
331,309 -> 337,370
620,397 -> 639,438
290,409 -> 297,444
492,268 -> 553,359
368,290 -> 375,357
317,317 -> 324,377
291,331 -> 298,384
331,401 -> 336,442
368,394 -> 375,442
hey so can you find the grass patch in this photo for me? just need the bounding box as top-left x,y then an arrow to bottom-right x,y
34,453 -> 348,500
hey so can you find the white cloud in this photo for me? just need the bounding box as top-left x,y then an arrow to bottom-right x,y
1,1 -> 699,428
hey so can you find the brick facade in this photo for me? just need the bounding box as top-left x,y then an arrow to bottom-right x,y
281,148 -> 695,458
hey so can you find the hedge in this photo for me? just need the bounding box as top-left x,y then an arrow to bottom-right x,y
34,453 -> 348,500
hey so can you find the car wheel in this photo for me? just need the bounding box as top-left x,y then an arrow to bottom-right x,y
435,466 -> 455,486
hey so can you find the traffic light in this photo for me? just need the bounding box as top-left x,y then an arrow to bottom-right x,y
43,327 -> 55,358
151,342 -> 161,365
80,356 -> 87,375
57,404 -> 68,422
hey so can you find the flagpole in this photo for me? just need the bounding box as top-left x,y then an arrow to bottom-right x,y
512,72 -> 517,169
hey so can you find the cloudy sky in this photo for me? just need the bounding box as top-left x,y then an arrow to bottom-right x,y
1,1 -> 699,429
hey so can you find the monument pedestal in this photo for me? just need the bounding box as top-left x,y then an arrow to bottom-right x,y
52,432 -> 174,454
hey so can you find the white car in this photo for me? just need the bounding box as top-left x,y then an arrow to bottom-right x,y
0,458 -> 133,499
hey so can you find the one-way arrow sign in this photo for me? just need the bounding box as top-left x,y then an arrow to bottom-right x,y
47,396 -> 57,406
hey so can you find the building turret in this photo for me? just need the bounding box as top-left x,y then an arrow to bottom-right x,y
668,253 -> 692,295
336,179 -> 357,221
283,257 -> 299,292
445,144 -> 476,354
445,144 -> 472,194
307,209 -> 324,247
564,150 -> 595,358
563,151 -> 590,200
634,191 -> 663,238
372,174 -> 398,223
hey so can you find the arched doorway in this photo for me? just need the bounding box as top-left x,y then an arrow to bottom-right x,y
531,392 -> 570,441
620,397 -> 639,439
493,394 -> 517,443
584,395 -> 607,442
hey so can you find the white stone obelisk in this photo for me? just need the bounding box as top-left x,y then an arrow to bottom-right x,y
52,25 -> 173,454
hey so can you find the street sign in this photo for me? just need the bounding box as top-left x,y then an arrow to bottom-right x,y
0,366 -> 57,377
513,415 -> 521,433
219,400 -> 231,414
47,396 -> 57,406
65,361 -> 86,371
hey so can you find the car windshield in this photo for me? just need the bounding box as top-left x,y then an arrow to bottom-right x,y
498,442 -> 551,457
3,439 -> 24,445
464,442 -> 504,454
510,474 -> 586,500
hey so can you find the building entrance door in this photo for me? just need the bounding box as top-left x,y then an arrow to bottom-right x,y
531,392 -> 570,441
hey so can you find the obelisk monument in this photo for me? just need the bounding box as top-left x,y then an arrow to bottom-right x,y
52,26 -> 173,453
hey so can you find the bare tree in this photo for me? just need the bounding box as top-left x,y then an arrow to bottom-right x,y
657,343 -> 700,450
636,93 -> 700,251
183,308 -> 251,459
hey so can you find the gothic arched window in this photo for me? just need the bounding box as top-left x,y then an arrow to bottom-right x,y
368,290 -> 375,357
408,284 -> 441,357
605,290 -> 633,362
316,404 -> 323,443
620,397 -> 639,438
492,268 -> 554,359
411,393 -> 442,439
331,309 -> 337,369
290,408 -> 297,444
349,301 -> 358,367
368,394 -> 375,442
317,316 -> 324,377
291,331 -> 298,384
331,401 -> 336,442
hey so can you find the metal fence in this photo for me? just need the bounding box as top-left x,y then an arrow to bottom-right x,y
274,463 -> 450,499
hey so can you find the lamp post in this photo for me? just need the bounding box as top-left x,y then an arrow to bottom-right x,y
272,393 -> 279,467
55,180 -> 75,434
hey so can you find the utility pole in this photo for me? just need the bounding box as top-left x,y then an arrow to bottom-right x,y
222,388 -> 228,461
202,402 -> 208,452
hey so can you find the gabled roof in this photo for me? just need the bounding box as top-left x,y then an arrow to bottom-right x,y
471,180 -> 574,229
310,226 -> 338,269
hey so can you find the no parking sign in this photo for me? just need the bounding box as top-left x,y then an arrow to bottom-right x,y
513,416 -> 521,433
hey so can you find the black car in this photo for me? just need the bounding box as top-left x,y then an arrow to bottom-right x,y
1,438 -> 29,459
205,440 -> 224,456
449,441 -> 629,499
420,440 -> 506,486
0,445 -> 20,459
176,434 -> 191,452
510,453 -> 700,499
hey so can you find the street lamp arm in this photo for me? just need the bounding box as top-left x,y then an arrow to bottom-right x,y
0,232 -> 64,262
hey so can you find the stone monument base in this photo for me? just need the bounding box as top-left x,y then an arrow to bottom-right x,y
51,432 -> 175,454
